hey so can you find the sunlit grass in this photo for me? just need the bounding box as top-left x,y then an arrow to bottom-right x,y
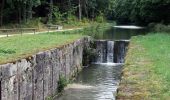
0,32 -> 83,64
118,33 -> 170,99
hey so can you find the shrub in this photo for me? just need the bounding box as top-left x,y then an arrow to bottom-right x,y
148,23 -> 170,33
81,17 -> 90,23
95,15 -> 105,23
93,12 -> 106,23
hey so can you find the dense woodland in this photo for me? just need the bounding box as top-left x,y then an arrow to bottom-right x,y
0,0 -> 169,26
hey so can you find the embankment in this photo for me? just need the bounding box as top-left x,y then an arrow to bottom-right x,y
0,37 -> 91,100
117,33 -> 170,100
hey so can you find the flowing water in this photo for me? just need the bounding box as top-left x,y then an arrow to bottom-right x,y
56,25 -> 147,100
57,64 -> 123,100
107,41 -> 114,63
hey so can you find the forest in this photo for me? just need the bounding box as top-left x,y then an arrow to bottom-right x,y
0,0 -> 170,27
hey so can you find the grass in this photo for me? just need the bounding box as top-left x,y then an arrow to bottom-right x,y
0,22 -> 114,64
117,33 -> 170,100
0,32 -> 83,64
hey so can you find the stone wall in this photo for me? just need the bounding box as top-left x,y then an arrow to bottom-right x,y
0,37 -> 91,100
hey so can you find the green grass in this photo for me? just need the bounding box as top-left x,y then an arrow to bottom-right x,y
0,22 -> 114,64
117,33 -> 170,100
0,32 -> 83,64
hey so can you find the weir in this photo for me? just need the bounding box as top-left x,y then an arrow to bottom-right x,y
94,40 -> 129,64
107,41 -> 114,63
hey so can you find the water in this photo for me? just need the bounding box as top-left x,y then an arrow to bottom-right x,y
57,64 -> 123,100
56,26 -> 146,100
91,26 -> 147,40
94,40 -> 129,64
107,41 -> 114,63
114,41 -> 129,63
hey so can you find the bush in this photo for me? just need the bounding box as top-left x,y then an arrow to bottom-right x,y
81,17 -> 90,23
95,15 -> 105,23
53,6 -> 63,24
66,15 -> 78,25
148,23 -> 170,33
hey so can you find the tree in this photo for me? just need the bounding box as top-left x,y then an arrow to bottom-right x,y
114,0 -> 170,25
48,0 -> 53,23
78,0 -> 82,21
0,0 -> 5,26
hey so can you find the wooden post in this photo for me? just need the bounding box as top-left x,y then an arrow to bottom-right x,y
7,32 -> 8,37
48,27 -> 50,33
34,29 -> 35,35
79,0 -> 82,21
21,29 -> 23,36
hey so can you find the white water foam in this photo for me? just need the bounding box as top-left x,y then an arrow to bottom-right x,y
92,62 -> 124,66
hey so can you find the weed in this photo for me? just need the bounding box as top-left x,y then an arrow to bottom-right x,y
58,75 -> 68,92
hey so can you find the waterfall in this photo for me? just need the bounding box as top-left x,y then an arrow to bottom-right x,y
96,40 -> 107,63
107,41 -> 114,63
94,40 -> 129,64
114,40 -> 129,63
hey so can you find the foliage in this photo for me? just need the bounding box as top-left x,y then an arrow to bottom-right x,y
83,44 -> 97,66
1,0 -> 169,27
114,0 -> 170,25
52,6 -> 63,24
46,96 -> 53,100
58,75 -> 68,92
95,13 -> 105,23
148,23 -> 170,33
0,0 -> 116,26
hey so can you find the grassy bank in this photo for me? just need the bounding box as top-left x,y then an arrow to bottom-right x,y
0,22 -> 114,64
0,32 -> 83,64
117,33 -> 170,100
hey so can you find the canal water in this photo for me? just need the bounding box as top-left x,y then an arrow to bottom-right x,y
56,26 -> 147,100
89,25 -> 146,40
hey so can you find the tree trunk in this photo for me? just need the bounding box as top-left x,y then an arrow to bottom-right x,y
68,0 -> 72,16
23,2 -> 27,23
48,0 -> 53,24
92,8 -> 94,21
84,0 -> 88,18
0,0 -> 5,26
27,0 -> 33,20
18,5 -> 22,24
78,0 -> 82,21
68,0 -> 71,9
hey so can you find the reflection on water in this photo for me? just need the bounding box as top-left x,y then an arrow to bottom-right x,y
88,26 -> 147,40
113,25 -> 145,29
57,64 -> 123,100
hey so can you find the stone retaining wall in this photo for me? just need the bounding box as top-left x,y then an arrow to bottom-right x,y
0,37 -> 91,100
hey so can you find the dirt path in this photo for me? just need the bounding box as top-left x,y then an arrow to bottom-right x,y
0,28 -> 83,38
